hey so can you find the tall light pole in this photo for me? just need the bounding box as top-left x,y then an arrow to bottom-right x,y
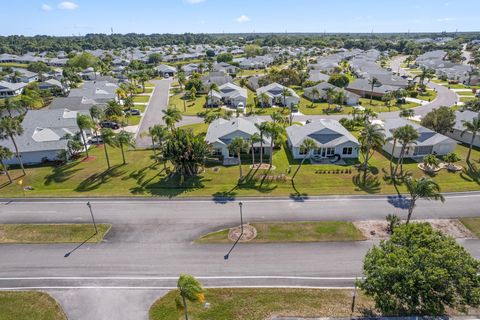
224,202 -> 243,260
86,201 -> 98,235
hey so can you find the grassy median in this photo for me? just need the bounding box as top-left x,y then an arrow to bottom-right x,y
0,224 -> 111,243
459,217 -> 480,238
0,291 -> 66,320
196,221 -> 365,243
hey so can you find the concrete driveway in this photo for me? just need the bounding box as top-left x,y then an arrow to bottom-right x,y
135,79 -> 172,148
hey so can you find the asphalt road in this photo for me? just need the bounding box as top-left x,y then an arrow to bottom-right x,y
135,79 -> 172,148
1,195 -> 480,319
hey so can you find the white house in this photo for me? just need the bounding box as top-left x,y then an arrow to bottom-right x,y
445,110 -> 480,147
0,109 -> 90,165
155,64 -> 176,77
207,82 -> 247,108
256,82 -> 300,107
0,81 -> 27,98
381,118 -> 457,158
286,119 -> 360,160
205,117 -> 271,164
303,82 -> 360,106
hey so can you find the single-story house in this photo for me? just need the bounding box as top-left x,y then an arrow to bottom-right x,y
0,108 -> 90,165
303,82 -> 360,106
380,118 -> 457,158
78,67 -> 100,80
207,82 -> 247,108
205,117 -> 271,164
346,78 -> 395,98
213,62 -> 239,75
6,68 -> 38,83
445,110 -> 480,147
181,63 -> 199,75
0,81 -> 27,98
286,119 -> 360,160
308,70 -> 330,83
201,72 -> 233,91
256,82 -> 300,107
155,64 -> 176,77
38,79 -> 70,96
68,79 -> 119,104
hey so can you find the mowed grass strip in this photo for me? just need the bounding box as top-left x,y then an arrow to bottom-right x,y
149,288 -> 373,320
196,221 -> 365,243
0,291 -> 67,320
459,217 -> 480,238
133,95 -> 150,103
0,224 -> 111,243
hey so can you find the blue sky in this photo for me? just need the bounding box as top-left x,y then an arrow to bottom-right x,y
1,0 -> 479,36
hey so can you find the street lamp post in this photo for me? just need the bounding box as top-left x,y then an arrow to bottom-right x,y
224,202 -> 243,260
86,201 -> 98,235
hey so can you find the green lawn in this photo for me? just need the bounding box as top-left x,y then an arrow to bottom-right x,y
149,288 -> 374,320
179,122 -> 209,135
460,96 -> 475,102
0,62 -> 29,68
0,291 -> 66,320
197,221 -> 365,243
133,95 -> 150,103
457,91 -> 475,96
459,217 -> 480,238
144,87 -> 154,94
239,69 -> 266,77
169,93 -> 207,116
0,224 -> 111,243
416,89 -> 437,101
0,140 -> 478,198
145,82 -> 157,87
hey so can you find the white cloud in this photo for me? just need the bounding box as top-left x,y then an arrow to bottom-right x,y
185,0 -> 205,4
437,17 -> 456,22
58,1 -> 79,10
41,4 -> 53,11
236,15 -> 250,23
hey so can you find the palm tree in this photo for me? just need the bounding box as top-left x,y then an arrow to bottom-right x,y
178,72 -> 187,112
291,138 -> 317,181
368,77 -> 380,106
0,116 -> 25,175
104,100 -> 123,120
392,125 -> 419,177
176,274 -> 204,320
0,146 -> 14,183
404,176 -> 445,224
423,154 -> 440,171
259,92 -> 270,107
255,122 -> 270,165
444,152 -> 460,169
11,70 -> 22,83
208,83 -> 219,108
162,107 -> 183,130
281,87 -> 291,107
265,122 -> 284,166
228,137 -> 249,181
115,130 -> 135,165
249,133 -> 261,166
270,110 -> 288,126
145,124 -> 169,157
414,67 -> 434,87
1,98 -> 23,117
139,71 -> 149,93
310,88 -> 320,102
100,128 -> 116,170
461,117 -> 480,165
359,123 -> 385,182
325,87 -> 336,111
76,114 -> 92,158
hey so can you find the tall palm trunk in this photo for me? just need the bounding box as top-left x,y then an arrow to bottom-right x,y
151,137 -> 157,156
363,146 -> 371,182
259,133 -> 264,164
269,135 -> 275,166
393,146 -> 406,177
80,129 -> 89,158
389,138 -> 397,177
0,159 -> 12,183
406,198 -> 416,224
9,135 -> 25,175
120,143 -> 126,165
237,151 -> 243,181
292,153 -> 308,180
251,143 -> 255,165
104,144 -> 111,170
182,295 -> 189,320
466,133 -> 476,164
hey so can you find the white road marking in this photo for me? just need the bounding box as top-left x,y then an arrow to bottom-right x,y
0,286 -> 354,290
0,276 -> 358,280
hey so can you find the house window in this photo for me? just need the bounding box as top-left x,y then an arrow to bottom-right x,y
213,148 -> 222,156
299,148 -> 307,155
413,145 -> 433,156
342,147 -> 353,155
326,147 -> 335,156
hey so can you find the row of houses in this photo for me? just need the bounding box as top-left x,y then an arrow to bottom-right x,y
205,116 -> 464,165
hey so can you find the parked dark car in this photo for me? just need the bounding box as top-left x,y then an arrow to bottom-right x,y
100,121 -> 120,130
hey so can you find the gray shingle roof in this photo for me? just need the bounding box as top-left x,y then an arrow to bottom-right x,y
205,117 -> 271,147
381,118 -> 456,146
286,119 -> 359,147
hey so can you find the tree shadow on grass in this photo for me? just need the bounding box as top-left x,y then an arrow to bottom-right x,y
75,165 -> 125,192
130,173 -> 208,198
44,162 -> 83,186
289,180 -> 308,201
460,163 -> 479,185
352,173 -> 381,194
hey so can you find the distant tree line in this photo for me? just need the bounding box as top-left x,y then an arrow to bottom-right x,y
1,32 -> 479,55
